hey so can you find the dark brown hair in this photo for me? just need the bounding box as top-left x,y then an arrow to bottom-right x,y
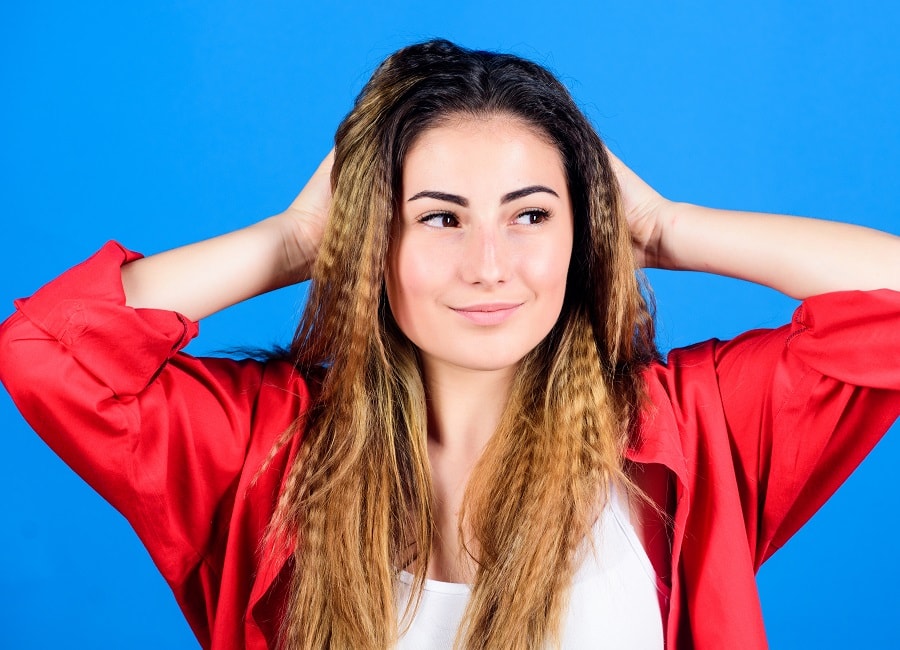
267,38 -> 657,649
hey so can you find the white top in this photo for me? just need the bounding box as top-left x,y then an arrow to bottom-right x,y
394,485 -> 665,648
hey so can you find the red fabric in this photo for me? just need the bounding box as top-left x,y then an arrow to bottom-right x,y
1,241 -> 898,649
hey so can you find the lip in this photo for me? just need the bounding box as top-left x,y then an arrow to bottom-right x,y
451,302 -> 523,326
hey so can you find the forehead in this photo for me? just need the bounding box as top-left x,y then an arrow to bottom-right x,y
401,115 -> 566,196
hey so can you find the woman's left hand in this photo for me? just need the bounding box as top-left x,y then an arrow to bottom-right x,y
606,149 -> 670,268
606,149 -> 900,297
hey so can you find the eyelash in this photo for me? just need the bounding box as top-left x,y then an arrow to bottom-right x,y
417,208 -> 552,228
515,208 -> 551,225
418,211 -> 460,228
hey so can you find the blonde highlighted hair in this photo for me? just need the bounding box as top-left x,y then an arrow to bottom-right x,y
267,39 -> 657,649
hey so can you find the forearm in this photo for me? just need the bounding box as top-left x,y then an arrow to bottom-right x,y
121,214 -> 312,321
122,152 -> 332,321
654,202 -> 900,299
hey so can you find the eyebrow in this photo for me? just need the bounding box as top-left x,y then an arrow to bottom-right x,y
406,185 -> 559,207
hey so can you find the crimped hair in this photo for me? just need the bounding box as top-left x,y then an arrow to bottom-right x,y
266,38 -> 658,649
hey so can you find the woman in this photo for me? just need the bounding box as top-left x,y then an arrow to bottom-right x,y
1,39 -> 898,649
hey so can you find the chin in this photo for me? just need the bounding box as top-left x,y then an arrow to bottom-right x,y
456,357 -> 523,373
426,342 -> 537,375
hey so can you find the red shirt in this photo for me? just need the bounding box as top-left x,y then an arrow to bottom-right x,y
2,241 -> 899,649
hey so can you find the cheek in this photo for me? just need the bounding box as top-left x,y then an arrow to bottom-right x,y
385,240 -> 444,337
526,237 -> 573,301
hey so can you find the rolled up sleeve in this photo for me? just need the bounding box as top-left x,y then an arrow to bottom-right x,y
713,289 -> 900,565
0,242 -> 275,645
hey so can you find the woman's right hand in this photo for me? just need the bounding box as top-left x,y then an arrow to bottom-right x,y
278,149 -> 334,277
121,150 -> 335,321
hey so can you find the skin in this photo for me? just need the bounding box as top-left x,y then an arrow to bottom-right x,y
389,117 -> 573,378
121,143 -> 900,322
120,109 -> 900,583
611,150 -> 900,297
386,116 -> 575,580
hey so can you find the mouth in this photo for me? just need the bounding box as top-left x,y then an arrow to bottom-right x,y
451,303 -> 523,326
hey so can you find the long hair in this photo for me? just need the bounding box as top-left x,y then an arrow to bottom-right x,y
266,39 -> 658,649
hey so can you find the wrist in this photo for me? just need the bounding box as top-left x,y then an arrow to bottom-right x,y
261,213 -> 317,285
638,198 -> 677,270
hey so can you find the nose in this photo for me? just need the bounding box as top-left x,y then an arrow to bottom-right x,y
461,224 -> 510,286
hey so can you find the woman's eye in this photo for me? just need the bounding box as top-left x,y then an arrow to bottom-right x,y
420,212 -> 459,228
514,209 -> 550,225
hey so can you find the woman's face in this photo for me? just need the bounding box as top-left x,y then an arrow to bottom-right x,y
386,115 -> 574,376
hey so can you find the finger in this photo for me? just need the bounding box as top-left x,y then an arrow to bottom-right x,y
290,149 -> 334,213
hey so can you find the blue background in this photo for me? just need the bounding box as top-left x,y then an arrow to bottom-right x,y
2,1 -> 898,647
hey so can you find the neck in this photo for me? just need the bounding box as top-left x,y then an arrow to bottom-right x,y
422,358 -> 516,465
418,358 -> 516,583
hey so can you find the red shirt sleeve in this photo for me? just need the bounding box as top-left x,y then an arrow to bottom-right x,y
0,241 -> 299,646
643,290 -> 900,647
712,289 -> 900,565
